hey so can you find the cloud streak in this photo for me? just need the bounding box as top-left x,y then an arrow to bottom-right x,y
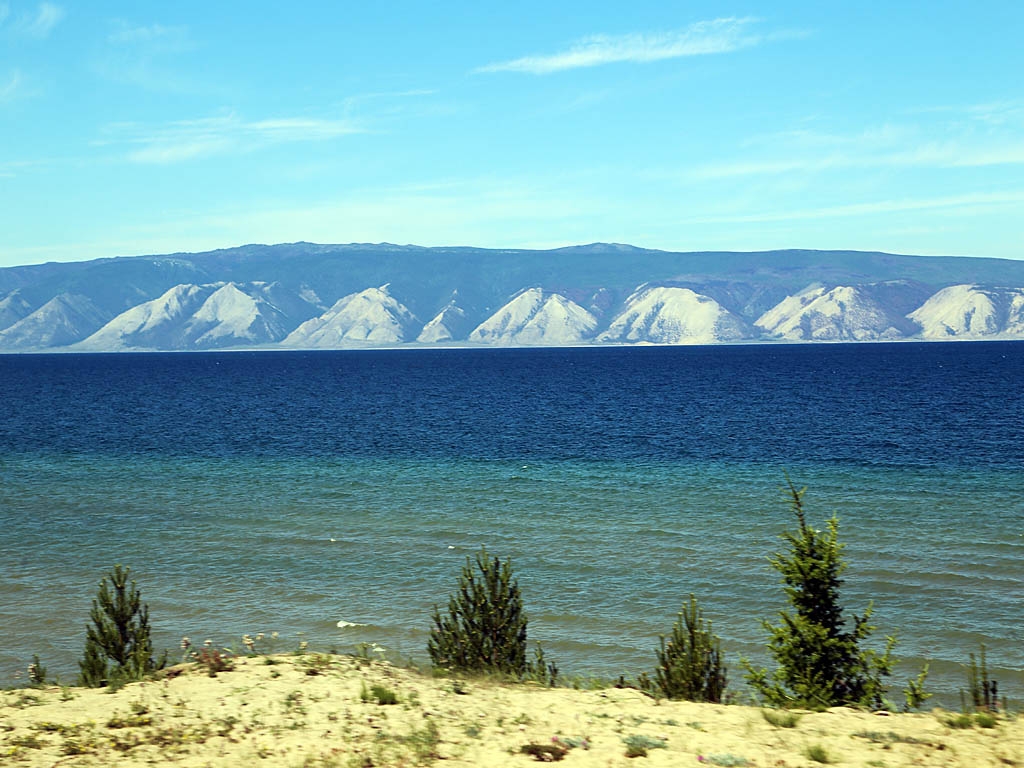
477,17 -> 761,74
689,121 -> 1024,181
0,2 -> 64,37
93,20 -> 197,92
0,69 -> 22,102
102,113 -> 363,164
19,2 -> 63,38
107,20 -> 190,49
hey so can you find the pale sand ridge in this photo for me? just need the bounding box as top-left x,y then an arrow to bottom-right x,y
2,654 -> 1021,767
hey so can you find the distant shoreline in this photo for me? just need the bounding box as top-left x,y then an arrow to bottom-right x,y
4,335 -> 1024,355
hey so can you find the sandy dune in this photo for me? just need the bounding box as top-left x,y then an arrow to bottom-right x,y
2,654 -> 1021,767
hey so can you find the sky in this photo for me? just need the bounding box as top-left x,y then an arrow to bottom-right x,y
1,1 -> 1023,268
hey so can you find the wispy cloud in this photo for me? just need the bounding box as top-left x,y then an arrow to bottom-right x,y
689,117 -> 1024,181
107,20 -> 189,49
18,2 -> 63,38
910,100 -> 1024,127
689,158 -> 820,180
957,100 -> 1024,126
0,156 -> 59,179
900,141 -> 1024,168
101,113 -> 363,164
0,69 -> 22,102
93,19 -> 196,92
0,2 -> 64,38
477,17 -> 762,74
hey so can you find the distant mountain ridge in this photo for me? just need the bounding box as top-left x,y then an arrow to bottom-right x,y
2,242 -> 1024,351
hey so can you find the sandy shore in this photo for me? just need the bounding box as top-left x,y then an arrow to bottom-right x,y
2,654 -> 1020,767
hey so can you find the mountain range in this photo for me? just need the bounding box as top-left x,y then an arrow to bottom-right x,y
1,242 -> 1023,351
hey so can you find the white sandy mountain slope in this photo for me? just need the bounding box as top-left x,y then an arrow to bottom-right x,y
1010,293 -> 1024,335
468,287 -> 598,345
181,283 -> 292,346
283,285 -> 418,347
597,286 -> 749,344
908,284 -> 1024,338
756,285 -> 907,341
0,290 -> 34,332
76,284 -> 214,349
76,282 -> 295,350
0,293 -> 108,349
417,301 -> 472,342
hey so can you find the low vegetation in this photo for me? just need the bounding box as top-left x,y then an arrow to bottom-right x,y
646,594 -> 728,703
761,708 -> 802,728
622,733 -> 667,757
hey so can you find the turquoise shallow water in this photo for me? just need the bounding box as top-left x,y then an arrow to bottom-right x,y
1,344 -> 1022,705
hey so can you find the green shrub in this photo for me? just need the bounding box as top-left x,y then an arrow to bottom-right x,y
761,708 -> 801,728
805,743 -> 831,763
744,480 -> 896,710
903,663 -> 931,711
622,734 -> 666,758
428,547 -> 529,677
974,711 -> 998,728
370,684 -> 399,705
943,713 -> 973,729
79,565 -> 163,687
650,594 -> 727,702
10,734 -> 45,749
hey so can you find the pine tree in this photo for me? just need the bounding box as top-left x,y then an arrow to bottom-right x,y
745,480 -> 895,709
652,594 -> 727,702
79,565 -> 160,687
428,547 -> 528,677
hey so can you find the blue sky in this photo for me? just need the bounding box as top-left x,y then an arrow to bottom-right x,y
1,1 -> 1023,267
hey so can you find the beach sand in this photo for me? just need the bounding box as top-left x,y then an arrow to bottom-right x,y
2,654 -> 1020,767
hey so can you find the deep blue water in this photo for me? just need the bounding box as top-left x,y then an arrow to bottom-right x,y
1,342 -> 1022,704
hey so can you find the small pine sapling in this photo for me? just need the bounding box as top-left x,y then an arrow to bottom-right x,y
903,663 -> 932,711
428,547 -> 530,677
527,642 -> 559,687
79,565 -> 163,687
652,594 -> 727,702
27,655 -> 48,687
744,480 -> 897,710
966,644 -> 998,712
